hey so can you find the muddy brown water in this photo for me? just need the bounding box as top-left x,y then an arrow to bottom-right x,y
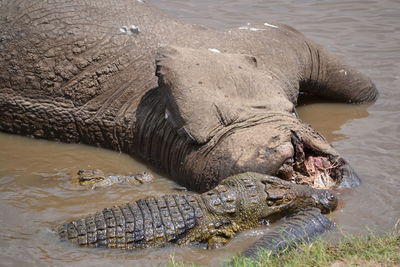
1,0 -> 399,266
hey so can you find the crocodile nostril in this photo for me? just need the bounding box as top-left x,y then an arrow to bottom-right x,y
225,199 -> 235,204
245,183 -> 255,188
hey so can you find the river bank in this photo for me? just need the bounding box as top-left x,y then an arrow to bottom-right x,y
166,228 -> 400,267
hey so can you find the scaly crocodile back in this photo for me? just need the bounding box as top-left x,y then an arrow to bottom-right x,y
58,194 -> 204,249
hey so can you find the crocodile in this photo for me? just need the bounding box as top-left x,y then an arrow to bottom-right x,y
58,172 -> 337,250
75,169 -> 154,189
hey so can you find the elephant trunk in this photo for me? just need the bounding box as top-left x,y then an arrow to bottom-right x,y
300,40 -> 378,103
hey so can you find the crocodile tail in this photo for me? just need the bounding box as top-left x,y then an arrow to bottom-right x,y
58,194 -> 203,249
242,208 -> 335,258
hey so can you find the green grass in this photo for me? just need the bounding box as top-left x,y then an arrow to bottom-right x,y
229,231 -> 400,267
165,229 -> 400,267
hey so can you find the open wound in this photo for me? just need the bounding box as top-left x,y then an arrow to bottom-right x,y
277,133 -> 344,189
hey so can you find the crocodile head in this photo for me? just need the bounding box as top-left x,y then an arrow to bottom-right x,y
77,169 -> 107,186
76,169 -> 154,188
212,173 -> 338,224
256,173 -> 338,218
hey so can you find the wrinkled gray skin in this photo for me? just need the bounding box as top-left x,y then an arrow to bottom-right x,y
0,0 -> 377,192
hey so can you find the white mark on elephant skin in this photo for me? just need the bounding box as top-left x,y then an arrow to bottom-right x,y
164,109 -> 178,128
238,26 -> 265,32
208,48 -> 221,54
264,22 -> 279,29
119,25 -> 140,35
177,126 -> 195,142
339,69 -> 348,76
137,0 -> 145,2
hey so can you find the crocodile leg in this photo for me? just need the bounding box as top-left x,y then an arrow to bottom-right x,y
242,208 -> 335,258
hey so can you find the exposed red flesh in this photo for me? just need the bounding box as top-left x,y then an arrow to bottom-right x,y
301,156 -> 337,188
276,139 -> 340,189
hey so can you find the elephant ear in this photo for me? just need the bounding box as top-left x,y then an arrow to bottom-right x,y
156,46 -> 293,145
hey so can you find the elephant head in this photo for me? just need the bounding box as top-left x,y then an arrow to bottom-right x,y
138,46 -> 363,192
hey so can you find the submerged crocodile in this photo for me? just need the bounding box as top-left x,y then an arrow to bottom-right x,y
58,172 -> 337,250
76,169 -> 154,189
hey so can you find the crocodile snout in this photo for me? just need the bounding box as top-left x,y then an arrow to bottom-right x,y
312,190 -> 338,214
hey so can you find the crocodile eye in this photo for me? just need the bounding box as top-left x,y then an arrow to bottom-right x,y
327,192 -> 335,201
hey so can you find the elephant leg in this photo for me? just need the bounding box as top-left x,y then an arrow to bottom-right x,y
300,40 -> 378,104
